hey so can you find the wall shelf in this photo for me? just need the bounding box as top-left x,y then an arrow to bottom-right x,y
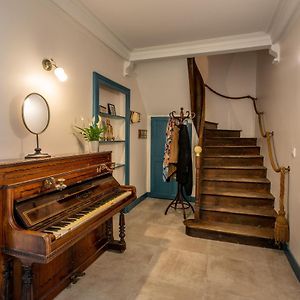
114,163 -> 125,169
99,140 -> 125,144
93,72 -> 130,185
99,112 -> 125,120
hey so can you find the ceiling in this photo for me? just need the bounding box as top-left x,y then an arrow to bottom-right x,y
52,0 -> 300,62
79,0 -> 280,49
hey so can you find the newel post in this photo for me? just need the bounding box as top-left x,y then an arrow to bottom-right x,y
194,145 -> 202,220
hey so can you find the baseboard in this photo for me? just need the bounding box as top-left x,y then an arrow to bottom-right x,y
124,192 -> 148,213
284,245 -> 300,281
147,193 -> 195,203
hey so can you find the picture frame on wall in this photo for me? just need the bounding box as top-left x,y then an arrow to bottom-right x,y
138,129 -> 147,139
108,103 -> 116,115
99,105 -> 107,113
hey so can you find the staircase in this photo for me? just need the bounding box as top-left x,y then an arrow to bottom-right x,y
185,121 -> 277,248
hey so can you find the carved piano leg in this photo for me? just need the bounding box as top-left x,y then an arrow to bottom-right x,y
20,261 -> 33,300
119,211 -> 126,250
3,258 -> 13,300
107,211 -> 126,253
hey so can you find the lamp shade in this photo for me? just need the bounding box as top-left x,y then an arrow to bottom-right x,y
54,67 -> 68,82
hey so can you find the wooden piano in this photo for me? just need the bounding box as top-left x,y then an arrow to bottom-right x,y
0,152 -> 136,300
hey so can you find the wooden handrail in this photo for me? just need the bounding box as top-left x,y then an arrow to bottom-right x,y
187,58 -> 206,220
205,84 -> 290,244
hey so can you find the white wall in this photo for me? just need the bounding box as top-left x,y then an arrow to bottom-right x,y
0,0 -> 147,196
256,9 -> 300,265
196,52 -> 257,137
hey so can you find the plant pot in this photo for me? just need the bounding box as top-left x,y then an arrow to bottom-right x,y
88,141 -> 99,153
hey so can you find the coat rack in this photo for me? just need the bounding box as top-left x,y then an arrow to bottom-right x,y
164,107 -> 195,219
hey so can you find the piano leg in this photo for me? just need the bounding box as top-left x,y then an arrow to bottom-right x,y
3,258 -> 13,300
107,211 -> 126,253
20,261 -> 33,300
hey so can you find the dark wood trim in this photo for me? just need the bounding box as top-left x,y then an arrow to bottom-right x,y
284,245 -> 300,281
123,192 -> 148,213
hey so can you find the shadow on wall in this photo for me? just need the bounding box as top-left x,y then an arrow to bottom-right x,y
9,94 -> 29,158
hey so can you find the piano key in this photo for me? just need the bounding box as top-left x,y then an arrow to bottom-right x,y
50,191 -> 131,239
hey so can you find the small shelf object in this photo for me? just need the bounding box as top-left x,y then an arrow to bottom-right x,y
93,72 -> 130,185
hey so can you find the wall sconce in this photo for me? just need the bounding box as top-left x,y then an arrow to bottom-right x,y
42,58 -> 68,82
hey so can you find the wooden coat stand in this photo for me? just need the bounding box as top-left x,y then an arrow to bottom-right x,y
164,107 -> 195,219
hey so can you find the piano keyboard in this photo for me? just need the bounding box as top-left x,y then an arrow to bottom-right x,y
42,191 -> 132,239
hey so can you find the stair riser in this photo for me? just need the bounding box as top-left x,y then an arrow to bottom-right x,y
205,138 -> 257,146
201,194 -> 274,208
203,180 -> 270,193
200,210 -> 275,228
185,227 -> 276,248
205,122 -> 218,129
203,157 -> 264,166
205,130 -> 241,138
204,168 -> 267,178
204,147 -> 260,155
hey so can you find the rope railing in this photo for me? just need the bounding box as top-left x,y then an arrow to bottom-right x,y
205,84 -> 290,244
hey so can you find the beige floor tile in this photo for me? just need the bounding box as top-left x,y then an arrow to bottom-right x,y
56,198 -> 299,300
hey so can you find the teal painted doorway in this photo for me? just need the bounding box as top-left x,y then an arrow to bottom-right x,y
150,117 -> 176,199
150,117 -> 192,199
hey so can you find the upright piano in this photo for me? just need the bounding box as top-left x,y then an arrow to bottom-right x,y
0,152 -> 136,300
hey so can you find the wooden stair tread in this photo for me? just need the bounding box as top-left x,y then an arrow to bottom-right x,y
203,176 -> 270,183
205,145 -> 259,148
202,189 -> 274,199
206,137 -> 254,140
201,204 -> 276,217
204,166 -> 266,170
205,129 -> 241,132
204,155 -> 263,158
205,121 -> 219,126
184,219 -> 274,239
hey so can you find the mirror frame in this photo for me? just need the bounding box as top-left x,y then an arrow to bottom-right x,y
22,92 -> 50,135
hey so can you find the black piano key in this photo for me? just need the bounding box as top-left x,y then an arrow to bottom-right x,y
46,227 -> 59,232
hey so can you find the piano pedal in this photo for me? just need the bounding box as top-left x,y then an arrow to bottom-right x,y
70,272 -> 86,285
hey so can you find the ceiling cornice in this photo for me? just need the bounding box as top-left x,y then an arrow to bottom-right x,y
51,0 -> 297,63
130,32 -> 272,62
51,0 -> 131,60
268,0 -> 300,43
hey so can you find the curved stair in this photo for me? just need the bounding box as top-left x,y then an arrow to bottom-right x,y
185,122 -> 277,248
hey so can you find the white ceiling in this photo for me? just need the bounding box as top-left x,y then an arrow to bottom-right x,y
79,0 -> 280,49
52,0 -> 300,61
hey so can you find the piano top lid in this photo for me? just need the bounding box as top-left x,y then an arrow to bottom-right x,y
0,152 -> 112,187
0,152 -> 112,167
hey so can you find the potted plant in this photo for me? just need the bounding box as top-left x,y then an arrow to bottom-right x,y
75,116 -> 106,153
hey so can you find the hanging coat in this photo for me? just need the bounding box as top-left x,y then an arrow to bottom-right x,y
176,124 -> 193,196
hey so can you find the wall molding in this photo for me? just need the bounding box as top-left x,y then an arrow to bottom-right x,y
51,1 -> 299,63
130,32 -> 272,62
124,192 -> 148,213
268,0 -> 300,43
284,245 -> 300,282
51,0 -> 130,60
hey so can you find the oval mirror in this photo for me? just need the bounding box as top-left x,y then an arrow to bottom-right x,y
22,93 -> 50,134
22,93 -> 51,159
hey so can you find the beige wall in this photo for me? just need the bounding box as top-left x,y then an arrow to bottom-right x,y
0,0 -> 147,196
136,53 -> 257,193
196,52 -> 257,137
256,11 -> 300,264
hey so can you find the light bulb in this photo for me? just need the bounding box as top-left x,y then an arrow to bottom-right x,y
54,67 -> 68,82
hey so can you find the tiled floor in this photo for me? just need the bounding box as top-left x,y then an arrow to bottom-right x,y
56,198 -> 300,300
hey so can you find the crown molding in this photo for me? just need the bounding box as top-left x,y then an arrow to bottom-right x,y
268,0 -> 300,43
51,0 -> 130,60
130,32 -> 272,62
